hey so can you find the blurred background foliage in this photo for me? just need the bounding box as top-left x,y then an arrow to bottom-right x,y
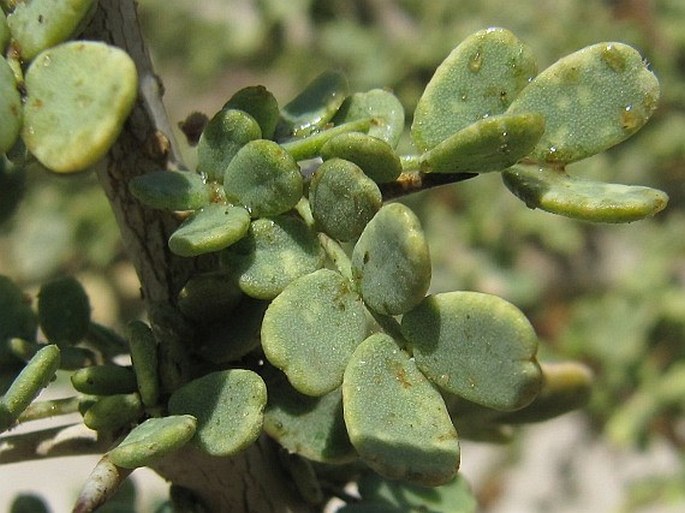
1,0 -> 684,511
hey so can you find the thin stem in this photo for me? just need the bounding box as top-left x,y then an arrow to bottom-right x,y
400,154 -> 422,171
379,170 -> 478,201
295,197 -> 315,229
317,233 -> 352,281
17,397 -> 82,423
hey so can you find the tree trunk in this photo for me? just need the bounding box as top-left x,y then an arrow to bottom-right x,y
84,2 -> 315,511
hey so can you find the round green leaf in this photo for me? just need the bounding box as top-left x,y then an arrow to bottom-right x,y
277,70 -> 349,138
412,27 -> 537,152
280,117 -> 372,162
197,108 -> 262,182
502,165 -> 669,223
223,85 -> 280,140
309,158 -> 382,242
262,269 -> 370,396
420,112 -> 544,174
332,89 -> 405,148
108,415 -> 197,469
223,139 -> 303,218
23,41 -> 138,173
176,271 -> 243,324
221,216 -> 323,300
342,334 -> 460,486
129,170 -> 212,211
0,57 -> 22,154
82,393 -> 143,432
70,364 -> 137,395
38,276 -> 90,347
10,494 -> 50,513
0,344 -> 60,431
7,0 -> 97,61
263,370 -> 356,464
401,292 -> 542,411
351,204 -> 431,315
507,42 -> 660,164
168,204 -> 250,257
320,133 -> 402,183
168,369 -> 266,457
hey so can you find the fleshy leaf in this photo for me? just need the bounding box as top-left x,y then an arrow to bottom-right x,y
0,344 -> 60,432
420,112 -> 544,174
223,139 -> 303,218
263,370 -> 356,464
196,108 -> 262,182
126,320 -> 159,409
262,269 -> 370,396
357,472 -> 477,513
7,0 -> 97,61
176,271 -> 243,324
0,57 -> 22,154
280,118 -> 372,162
309,158 -> 382,242
168,369 -> 266,457
502,165 -> 669,222
23,41 -> 138,173
168,204 -> 251,257
38,276 -> 90,347
70,364 -> 137,395
332,89 -> 405,148
223,85 -> 280,140
507,42 -> 660,164
320,132 -> 402,183
108,415 -> 197,469
342,334 -> 460,486
412,27 -> 537,152
82,393 -> 143,432
196,297 -> 268,363
495,361 -> 593,424
277,70 -> 349,138
130,170 -> 212,211
351,204 -> 431,315
221,216 -> 323,300
401,292 -> 542,411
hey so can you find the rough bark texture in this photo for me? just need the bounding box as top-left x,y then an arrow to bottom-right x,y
84,2 -> 314,512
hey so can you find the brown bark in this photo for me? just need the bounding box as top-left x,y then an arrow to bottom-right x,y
84,2 -> 314,511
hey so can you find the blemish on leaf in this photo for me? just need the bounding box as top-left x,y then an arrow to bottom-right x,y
601,44 -> 627,72
468,50 -> 483,73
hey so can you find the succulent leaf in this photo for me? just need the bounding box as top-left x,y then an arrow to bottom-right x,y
223,85 -> 280,140
126,320 -> 159,409
38,276 -> 90,347
221,216 -> 323,300
197,108 -> 262,182
420,112 -> 544,174
6,0 -> 97,61
130,170 -> 212,211
223,139 -> 303,218
507,42 -> 660,164
277,70 -> 349,138
401,291 -> 542,411
309,158 -> 382,242
168,369 -> 266,457
332,89 -> 405,148
263,370 -> 356,464
82,393 -> 143,432
262,269 -> 370,396
320,132 -> 402,183
351,204 -> 431,315
168,204 -> 251,257
70,364 -> 137,395
176,271 -> 243,324
412,27 -> 537,152
502,165 -> 669,222
108,415 -> 197,469
0,56 -> 22,154
23,41 -> 138,173
342,333 -> 460,486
